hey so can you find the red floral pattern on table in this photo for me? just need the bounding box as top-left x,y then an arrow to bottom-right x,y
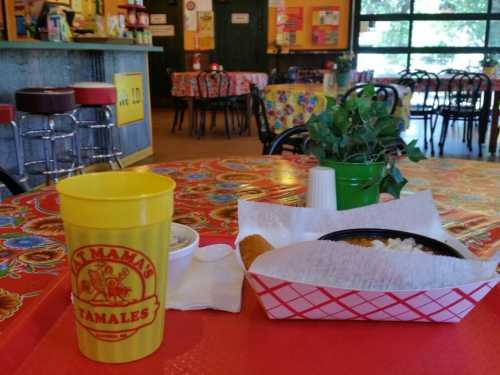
0,156 -> 498,332
171,71 -> 268,97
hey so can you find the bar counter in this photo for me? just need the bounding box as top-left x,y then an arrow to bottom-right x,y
0,41 -> 162,193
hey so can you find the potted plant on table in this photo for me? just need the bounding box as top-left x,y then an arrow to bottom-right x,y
335,53 -> 354,90
306,85 -> 426,210
480,54 -> 498,76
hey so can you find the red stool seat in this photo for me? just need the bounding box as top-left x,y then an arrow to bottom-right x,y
0,104 -> 16,124
71,82 -> 117,106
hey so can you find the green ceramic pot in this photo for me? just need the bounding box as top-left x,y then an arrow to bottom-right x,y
336,71 -> 351,88
321,160 -> 386,210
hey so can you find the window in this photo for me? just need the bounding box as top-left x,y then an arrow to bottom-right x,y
411,21 -> 486,47
413,0 -> 488,13
358,21 -> 410,47
355,0 -> 500,75
361,0 -> 411,15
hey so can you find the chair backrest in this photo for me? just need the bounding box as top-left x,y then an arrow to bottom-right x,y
0,166 -> 27,196
398,70 -> 440,110
196,71 -> 231,98
251,85 -> 274,153
267,125 -> 309,155
356,70 -> 374,83
438,68 -> 466,76
443,72 -> 491,112
342,84 -> 400,115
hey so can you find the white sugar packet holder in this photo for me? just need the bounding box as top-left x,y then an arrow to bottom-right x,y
235,191 -> 499,323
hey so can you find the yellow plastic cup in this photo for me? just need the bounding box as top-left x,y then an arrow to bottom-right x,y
57,171 -> 176,363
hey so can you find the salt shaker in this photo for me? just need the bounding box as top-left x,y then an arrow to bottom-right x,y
306,166 -> 337,209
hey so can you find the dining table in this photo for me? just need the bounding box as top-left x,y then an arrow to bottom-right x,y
372,74 -> 500,155
263,83 -> 412,134
0,156 -> 499,374
171,71 -> 268,136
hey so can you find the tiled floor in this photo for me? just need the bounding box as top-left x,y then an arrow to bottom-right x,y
137,108 -> 499,166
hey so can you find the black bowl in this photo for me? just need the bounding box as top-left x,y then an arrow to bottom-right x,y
318,228 -> 464,259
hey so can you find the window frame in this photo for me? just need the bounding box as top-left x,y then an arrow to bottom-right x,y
354,0 -> 500,70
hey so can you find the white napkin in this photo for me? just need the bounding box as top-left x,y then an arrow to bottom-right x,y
236,190 -> 476,259
166,244 -> 244,313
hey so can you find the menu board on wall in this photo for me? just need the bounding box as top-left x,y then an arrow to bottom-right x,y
267,0 -> 351,52
311,6 -> 339,47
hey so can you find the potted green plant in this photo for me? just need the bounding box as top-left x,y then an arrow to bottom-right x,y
306,85 -> 425,210
480,54 -> 498,76
335,53 -> 354,89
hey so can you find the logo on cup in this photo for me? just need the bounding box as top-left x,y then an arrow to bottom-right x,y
71,245 -> 159,342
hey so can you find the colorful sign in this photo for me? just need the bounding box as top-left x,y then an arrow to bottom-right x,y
113,73 -> 145,127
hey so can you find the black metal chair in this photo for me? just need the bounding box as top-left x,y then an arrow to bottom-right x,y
432,72 -> 491,157
0,166 -> 27,196
398,70 -> 440,150
195,71 -> 233,139
168,69 -> 187,134
342,84 -> 400,115
251,85 -> 276,154
267,125 -> 310,155
355,70 -> 374,83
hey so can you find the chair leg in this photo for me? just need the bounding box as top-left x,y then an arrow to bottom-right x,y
439,116 -> 450,157
179,107 -> 185,130
171,107 -> 179,133
224,108 -> 231,139
467,117 -> 473,152
423,115 -> 428,151
198,110 -> 206,140
430,114 -> 439,156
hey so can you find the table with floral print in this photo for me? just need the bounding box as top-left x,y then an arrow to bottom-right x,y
0,156 -> 498,371
171,71 -> 268,97
264,84 -> 412,134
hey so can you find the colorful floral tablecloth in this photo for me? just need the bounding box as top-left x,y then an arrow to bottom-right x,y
171,71 -> 268,97
0,156 -> 498,355
264,84 -> 412,134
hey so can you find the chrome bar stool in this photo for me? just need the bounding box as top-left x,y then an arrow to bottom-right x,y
0,104 -> 28,190
15,87 -> 83,184
71,82 -> 123,169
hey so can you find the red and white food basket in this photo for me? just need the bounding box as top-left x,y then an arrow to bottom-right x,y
236,192 -> 499,323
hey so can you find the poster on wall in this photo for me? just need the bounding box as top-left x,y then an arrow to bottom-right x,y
184,0 -> 198,31
184,0 -> 212,33
114,73 -> 145,127
275,5 -> 290,49
311,6 -> 340,46
284,7 -> 303,32
312,6 -> 339,26
198,11 -> 214,49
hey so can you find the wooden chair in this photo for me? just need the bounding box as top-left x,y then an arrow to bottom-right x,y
398,70 -> 440,150
432,72 -> 491,157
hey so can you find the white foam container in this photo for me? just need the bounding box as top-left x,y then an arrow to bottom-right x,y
168,223 -> 199,288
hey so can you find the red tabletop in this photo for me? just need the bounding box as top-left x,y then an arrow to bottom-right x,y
1,156 -> 499,374
171,71 -> 268,97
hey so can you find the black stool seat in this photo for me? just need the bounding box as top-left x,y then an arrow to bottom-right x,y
16,88 -> 75,114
